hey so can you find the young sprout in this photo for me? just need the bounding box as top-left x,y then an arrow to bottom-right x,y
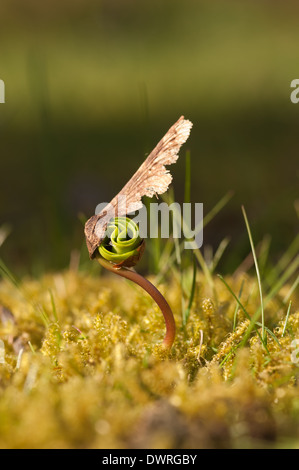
96,217 -> 176,349
84,116 -> 193,349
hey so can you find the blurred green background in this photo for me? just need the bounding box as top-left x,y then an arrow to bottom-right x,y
0,0 -> 298,275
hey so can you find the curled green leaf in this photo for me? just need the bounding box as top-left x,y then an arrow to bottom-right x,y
98,217 -> 145,268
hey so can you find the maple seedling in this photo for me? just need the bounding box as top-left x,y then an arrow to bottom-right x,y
84,116 -> 192,349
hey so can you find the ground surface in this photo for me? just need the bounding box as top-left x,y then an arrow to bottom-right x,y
0,268 -> 298,449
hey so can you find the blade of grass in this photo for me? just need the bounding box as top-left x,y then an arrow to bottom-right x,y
161,189 -> 233,247
194,249 -> 217,302
232,241 -> 262,279
183,254 -> 197,326
283,275 -> 299,305
28,341 -> 36,355
158,189 -> 234,313
255,322 -> 281,347
242,206 -> 265,342
282,301 -> 292,337
217,274 -> 269,352
239,255 -> 298,348
0,224 -> 11,248
264,254 -> 299,306
201,190 -> 234,232
49,289 -> 58,322
233,279 -> 244,331
210,237 -> 230,274
258,234 -> 272,277
160,189 -> 233,268
266,233 -> 299,285
219,348 -> 235,368
0,258 -> 21,289
154,237 -> 174,283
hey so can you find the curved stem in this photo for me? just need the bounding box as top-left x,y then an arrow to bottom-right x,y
97,257 -> 176,349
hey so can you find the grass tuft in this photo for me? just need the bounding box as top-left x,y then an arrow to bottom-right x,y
241,205 -> 266,344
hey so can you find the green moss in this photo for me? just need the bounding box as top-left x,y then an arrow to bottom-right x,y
0,269 -> 298,448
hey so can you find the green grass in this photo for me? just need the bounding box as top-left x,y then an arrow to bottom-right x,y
241,205 -> 266,345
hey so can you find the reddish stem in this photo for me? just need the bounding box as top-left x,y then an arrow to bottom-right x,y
97,257 -> 176,349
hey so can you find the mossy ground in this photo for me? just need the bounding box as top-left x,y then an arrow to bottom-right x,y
0,268 -> 298,449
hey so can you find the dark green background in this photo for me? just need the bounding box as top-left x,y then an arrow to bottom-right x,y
0,0 -> 298,275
